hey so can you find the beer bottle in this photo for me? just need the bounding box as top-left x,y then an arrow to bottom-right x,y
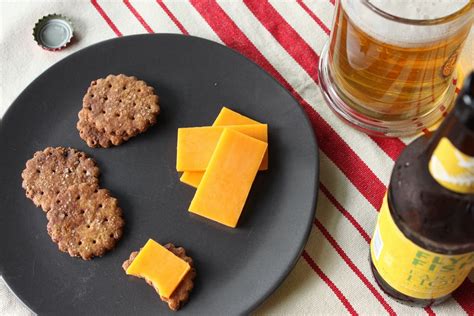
370,72 -> 474,306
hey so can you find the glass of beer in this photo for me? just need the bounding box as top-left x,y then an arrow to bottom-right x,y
318,0 -> 474,136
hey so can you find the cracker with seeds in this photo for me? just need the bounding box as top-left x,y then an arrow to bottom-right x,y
21,147 -> 100,212
122,244 -> 196,311
46,183 -> 124,260
77,74 -> 160,148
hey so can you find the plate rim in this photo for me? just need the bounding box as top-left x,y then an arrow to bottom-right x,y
0,33 -> 319,314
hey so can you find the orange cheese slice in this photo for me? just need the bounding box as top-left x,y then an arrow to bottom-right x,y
125,239 -> 190,299
176,124 -> 268,172
180,171 -> 206,188
213,107 -> 261,125
189,128 -> 267,228
180,107 -> 263,187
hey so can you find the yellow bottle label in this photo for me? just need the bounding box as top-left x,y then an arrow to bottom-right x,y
429,137 -> 474,194
370,194 -> 474,300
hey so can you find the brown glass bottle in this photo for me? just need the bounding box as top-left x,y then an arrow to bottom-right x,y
370,73 -> 474,307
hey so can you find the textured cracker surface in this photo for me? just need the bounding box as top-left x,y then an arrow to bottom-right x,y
47,183 -> 124,260
77,74 -> 160,148
122,244 -> 196,311
21,147 -> 100,212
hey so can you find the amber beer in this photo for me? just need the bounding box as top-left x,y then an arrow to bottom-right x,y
319,0 -> 474,135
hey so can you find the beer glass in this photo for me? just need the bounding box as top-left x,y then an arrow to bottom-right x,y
318,0 -> 474,136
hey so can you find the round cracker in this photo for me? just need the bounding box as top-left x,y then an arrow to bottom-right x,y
46,183 -> 124,260
77,74 -> 160,148
21,147 -> 100,212
77,116 -> 131,148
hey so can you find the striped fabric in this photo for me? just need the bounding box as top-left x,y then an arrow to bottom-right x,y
0,1 -> 472,315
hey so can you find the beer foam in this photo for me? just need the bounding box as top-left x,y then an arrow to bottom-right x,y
369,0 -> 469,20
341,0 -> 472,46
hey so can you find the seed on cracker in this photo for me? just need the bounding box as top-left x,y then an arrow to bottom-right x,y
21,147 -> 100,212
77,74 -> 160,148
46,183 -> 124,260
122,241 -> 196,311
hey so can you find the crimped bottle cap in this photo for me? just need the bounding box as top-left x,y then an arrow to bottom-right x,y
33,14 -> 74,51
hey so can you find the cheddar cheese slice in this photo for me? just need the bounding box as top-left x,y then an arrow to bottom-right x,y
180,107 -> 263,187
189,129 -> 267,228
176,124 -> 268,172
125,239 -> 190,299
180,171 -> 205,188
213,107 -> 261,126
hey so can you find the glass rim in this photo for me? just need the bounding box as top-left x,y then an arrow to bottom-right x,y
360,0 -> 473,26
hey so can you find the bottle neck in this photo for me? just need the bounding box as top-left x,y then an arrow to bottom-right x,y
427,112 -> 474,194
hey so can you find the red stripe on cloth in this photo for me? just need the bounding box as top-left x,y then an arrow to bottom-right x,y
90,0 -> 123,36
191,0 -> 386,210
296,0 -> 331,35
302,251 -> 358,315
314,219 -> 396,315
320,184 -> 371,243
425,307 -> 436,316
156,0 -> 189,35
307,102 -> 386,210
452,279 -> 474,314
244,0 -> 319,84
123,0 -> 154,33
329,0 -> 336,5
370,137 -> 406,161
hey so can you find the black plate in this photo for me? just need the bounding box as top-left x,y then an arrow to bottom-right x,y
0,34 -> 318,315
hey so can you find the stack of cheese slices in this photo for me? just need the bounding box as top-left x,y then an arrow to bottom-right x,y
177,107 -> 269,228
